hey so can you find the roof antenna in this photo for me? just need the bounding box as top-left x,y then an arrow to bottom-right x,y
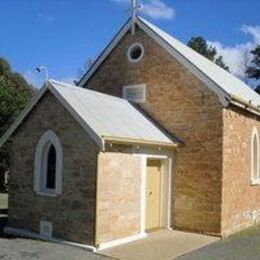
36,65 -> 49,82
131,0 -> 142,35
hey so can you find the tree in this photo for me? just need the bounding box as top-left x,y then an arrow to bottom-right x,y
187,36 -> 229,71
246,45 -> 260,90
0,58 -> 34,191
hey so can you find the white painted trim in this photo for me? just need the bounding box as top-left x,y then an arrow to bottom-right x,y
36,191 -> 58,198
135,150 -> 174,232
34,130 -> 63,196
167,158 -> 173,229
251,127 -> 260,185
4,227 -> 97,252
127,42 -> 145,63
97,233 -> 147,251
140,156 -> 147,234
122,83 -> 147,103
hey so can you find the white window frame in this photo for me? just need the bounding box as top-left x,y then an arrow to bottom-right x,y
251,127 -> 260,185
34,130 -> 63,196
127,43 -> 145,63
123,84 -> 147,103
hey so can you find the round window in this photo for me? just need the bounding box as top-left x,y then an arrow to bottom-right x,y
127,43 -> 144,63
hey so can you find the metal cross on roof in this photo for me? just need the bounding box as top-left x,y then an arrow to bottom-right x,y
131,0 -> 142,35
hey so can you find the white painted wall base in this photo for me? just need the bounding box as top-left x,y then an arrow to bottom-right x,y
97,232 -> 147,251
4,227 -> 97,252
4,227 -> 148,252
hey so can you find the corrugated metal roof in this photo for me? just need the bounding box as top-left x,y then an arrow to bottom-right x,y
138,17 -> 260,109
78,16 -> 260,114
49,80 -> 175,146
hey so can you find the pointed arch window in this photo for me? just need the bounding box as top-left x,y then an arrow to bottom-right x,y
34,130 -> 63,196
251,127 -> 260,185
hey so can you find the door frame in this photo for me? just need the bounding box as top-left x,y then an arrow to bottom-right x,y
134,150 -> 174,235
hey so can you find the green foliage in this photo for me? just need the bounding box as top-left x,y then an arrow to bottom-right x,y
246,45 -> 260,88
187,36 -> 229,71
0,58 -> 34,191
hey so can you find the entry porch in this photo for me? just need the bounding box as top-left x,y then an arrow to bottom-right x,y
95,146 -> 175,250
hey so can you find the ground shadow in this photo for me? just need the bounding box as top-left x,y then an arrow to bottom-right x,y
0,209 -> 7,214
0,193 -> 13,239
177,225 -> 260,260
0,215 -> 8,237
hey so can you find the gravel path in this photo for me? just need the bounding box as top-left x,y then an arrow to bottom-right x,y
0,237 -> 110,260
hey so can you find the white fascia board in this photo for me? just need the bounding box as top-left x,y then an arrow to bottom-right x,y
47,82 -> 104,150
135,19 -> 229,107
78,18 -> 132,88
0,85 -> 48,148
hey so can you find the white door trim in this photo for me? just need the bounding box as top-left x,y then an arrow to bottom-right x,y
137,152 -> 173,234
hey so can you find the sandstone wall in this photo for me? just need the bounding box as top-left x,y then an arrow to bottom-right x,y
84,26 -> 223,235
8,91 -> 99,245
222,106 -> 260,236
96,151 -> 141,245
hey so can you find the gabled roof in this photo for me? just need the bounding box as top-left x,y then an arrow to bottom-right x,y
0,80 -> 177,150
78,16 -> 260,115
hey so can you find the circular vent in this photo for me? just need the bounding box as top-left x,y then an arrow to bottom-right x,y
127,43 -> 144,63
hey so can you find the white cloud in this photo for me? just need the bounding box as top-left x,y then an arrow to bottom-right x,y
241,25 -> 260,43
141,0 -> 175,20
38,14 -> 55,25
111,0 -> 175,20
207,25 -> 260,83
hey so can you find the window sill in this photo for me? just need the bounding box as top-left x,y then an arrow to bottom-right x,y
36,191 -> 58,197
251,180 -> 260,186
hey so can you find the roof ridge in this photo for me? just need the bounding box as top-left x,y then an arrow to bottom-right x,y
48,79 -> 129,103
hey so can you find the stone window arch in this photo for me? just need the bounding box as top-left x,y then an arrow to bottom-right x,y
34,130 -> 63,196
251,127 -> 260,185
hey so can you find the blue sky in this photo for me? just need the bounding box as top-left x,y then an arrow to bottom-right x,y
0,0 -> 260,87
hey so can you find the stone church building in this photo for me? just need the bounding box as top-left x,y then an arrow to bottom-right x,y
1,16 -> 260,250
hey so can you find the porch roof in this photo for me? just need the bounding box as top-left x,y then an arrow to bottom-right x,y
0,80 -> 179,150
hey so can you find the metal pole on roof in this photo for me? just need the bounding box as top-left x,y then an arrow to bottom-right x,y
131,0 -> 142,35
131,0 -> 137,35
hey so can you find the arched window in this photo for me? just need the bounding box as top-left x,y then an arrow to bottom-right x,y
34,130 -> 63,196
251,127 -> 260,185
46,144 -> 56,189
